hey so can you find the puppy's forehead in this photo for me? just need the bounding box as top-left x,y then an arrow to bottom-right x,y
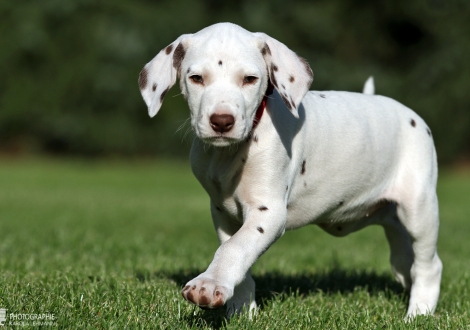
187,24 -> 263,64
194,22 -> 256,43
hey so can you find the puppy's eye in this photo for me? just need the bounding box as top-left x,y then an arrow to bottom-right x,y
243,76 -> 258,85
190,75 -> 204,84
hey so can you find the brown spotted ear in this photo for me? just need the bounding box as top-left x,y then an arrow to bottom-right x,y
139,34 -> 192,117
254,33 -> 313,118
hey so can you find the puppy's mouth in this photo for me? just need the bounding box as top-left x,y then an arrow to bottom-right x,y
200,135 -> 242,147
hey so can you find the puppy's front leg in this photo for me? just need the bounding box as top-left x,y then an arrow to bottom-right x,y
182,200 -> 286,314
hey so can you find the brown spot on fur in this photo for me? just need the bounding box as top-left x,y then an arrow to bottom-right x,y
270,71 -> 278,89
298,56 -> 314,87
138,68 -> 148,90
160,86 -> 169,103
172,42 -> 186,73
187,287 -> 196,301
289,75 -> 295,83
199,296 -> 210,306
281,84 -> 285,89
213,290 -> 224,308
261,44 -> 271,56
301,160 -> 306,174
281,95 -> 293,110
198,288 -> 210,305
258,206 -> 268,211
152,83 -> 157,92
165,44 -> 173,55
272,63 -> 278,72
411,119 -> 416,127
218,60 -> 222,66
253,135 -> 258,143
257,226 -> 264,233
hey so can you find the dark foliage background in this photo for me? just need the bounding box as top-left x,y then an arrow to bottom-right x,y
1,0 -> 469,162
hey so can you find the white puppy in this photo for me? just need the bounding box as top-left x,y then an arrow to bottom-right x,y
139,23 -> 442,319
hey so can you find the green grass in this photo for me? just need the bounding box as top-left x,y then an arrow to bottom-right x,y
0,158 -> 469,329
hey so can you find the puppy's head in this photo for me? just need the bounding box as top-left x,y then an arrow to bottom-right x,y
139,23 -> 313,147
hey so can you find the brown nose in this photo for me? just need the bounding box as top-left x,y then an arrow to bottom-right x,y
210,113 -> 235,133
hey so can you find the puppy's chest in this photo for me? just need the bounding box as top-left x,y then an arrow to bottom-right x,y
191,146 -> 268,222
201,170 -> 250,222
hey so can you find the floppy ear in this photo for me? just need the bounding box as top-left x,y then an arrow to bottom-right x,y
254,33 -> 313,118
138,34 -> 192,117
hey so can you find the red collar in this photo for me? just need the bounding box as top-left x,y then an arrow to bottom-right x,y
252,83 -> 274,130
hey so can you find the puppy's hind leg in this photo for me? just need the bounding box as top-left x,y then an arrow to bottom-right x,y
381,205 -> 414,290
396,191 -> 442,319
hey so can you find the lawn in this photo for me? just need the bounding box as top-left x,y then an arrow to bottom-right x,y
0,158 -> 469,329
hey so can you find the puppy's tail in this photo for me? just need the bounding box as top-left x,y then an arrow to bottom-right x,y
362,76 -> 375,95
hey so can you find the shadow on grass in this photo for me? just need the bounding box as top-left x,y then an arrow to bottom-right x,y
137,268 -> 407,329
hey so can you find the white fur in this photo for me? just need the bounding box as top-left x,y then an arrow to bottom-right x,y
363,76 -> 375,95
139,23 -> 442,319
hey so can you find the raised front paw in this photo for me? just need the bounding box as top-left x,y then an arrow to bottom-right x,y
181,277 -> 233,309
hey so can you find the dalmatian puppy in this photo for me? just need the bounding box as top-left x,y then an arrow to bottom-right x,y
138,22 -> 442,319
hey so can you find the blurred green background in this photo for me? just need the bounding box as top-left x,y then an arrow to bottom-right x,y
0,0 -> 469,162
